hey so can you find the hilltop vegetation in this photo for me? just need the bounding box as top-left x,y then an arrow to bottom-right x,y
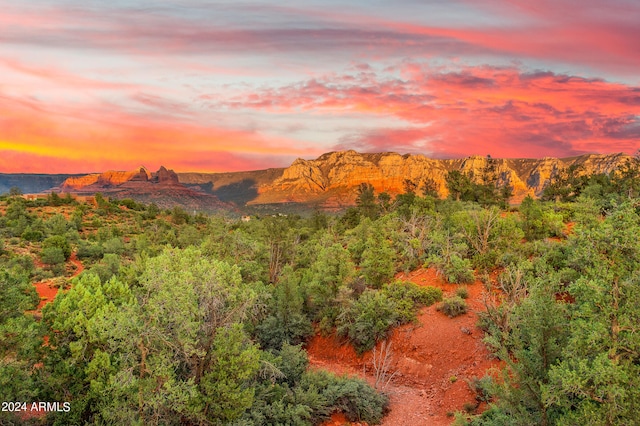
1,157 -> 640,425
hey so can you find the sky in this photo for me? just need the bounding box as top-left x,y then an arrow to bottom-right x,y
1,0 -> 639,173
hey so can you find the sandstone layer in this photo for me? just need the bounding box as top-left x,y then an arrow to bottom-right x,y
246,151 -> 631,206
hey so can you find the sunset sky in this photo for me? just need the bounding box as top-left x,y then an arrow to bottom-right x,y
1,0 -> 639,173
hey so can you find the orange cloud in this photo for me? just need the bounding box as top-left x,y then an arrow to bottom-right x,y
0,93 -> 317,173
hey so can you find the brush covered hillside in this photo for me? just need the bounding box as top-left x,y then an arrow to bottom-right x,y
1,162 -> 640,426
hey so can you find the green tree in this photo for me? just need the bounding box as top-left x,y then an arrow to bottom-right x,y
421,177 -> 440,198
543,204 -> 640,425
170,206 -> 190,225
337,290 -> 398,354
42,235 -> 72,260
519,196 -> 564,240
47,191 -> 62,206
611,154 -> 640,199
541,164 -> 588,202
360,228 -> 396,288
8,186 -> 23,197
40,247 -> 259,425
481,278 -> 569,426
256,266 -> 312,350
306,242 -> 356,326
453,207 -> 523,270
40,246 -> 65,266
199,324 -> 260,423
446,170 -> 472,202
356,183 -> 378,220
45,213 -> 70,235
377,192 -> 392,213
38,273 -> 136,424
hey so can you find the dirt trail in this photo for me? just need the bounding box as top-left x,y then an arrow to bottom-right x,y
312,268 -> 499,426
31,252 -> 84,311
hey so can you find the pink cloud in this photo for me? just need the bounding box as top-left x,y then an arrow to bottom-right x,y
227,65 -> 640,158
3,1 -> 636,78
0,58 -> 140,91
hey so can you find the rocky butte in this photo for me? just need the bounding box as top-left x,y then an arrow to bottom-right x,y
56,166 -> 232,212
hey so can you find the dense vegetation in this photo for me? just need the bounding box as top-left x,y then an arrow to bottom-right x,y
1,157 -> 640,425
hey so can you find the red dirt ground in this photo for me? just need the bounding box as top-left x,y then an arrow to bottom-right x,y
312,268 -> 500,426
31,252 -> 84,310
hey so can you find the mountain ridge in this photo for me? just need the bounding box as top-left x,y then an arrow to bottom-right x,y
1,151 -> 633,210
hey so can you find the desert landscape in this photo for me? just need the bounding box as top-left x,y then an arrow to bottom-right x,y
2,0 -> 639,424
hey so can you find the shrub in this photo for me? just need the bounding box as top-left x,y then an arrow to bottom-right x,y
301,370 -> 389,424
471,250 -> 498,272
338,282 -> 445,354
463,401 -> 477,413
360,236 -> 396,288
117,198 -> 143,211
430,254 -> 475,284
103,237 -> 124,255
21,227 -> 44,242
41,246 -> 65,266
42,235 -> 71,260
519,196 -> 565,240
337,290 -> 397,354
467,376 -> 493,404
383,281 -> 442,323
275,343 -> 309,387
455,286 -> 469,299
76,241 -> 104,260
384,280 -> 443,307
438,296 -> 468,318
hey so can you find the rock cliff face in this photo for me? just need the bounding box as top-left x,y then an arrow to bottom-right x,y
61,174 -> 101,190
261,151 -> 449,203
250,151 -> 632,206
61,167 -> 151,190
152,166 -> 180,186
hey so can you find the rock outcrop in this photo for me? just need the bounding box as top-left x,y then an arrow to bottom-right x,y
153,166 -> 180,186
56,166 -> 232,213
61,167 -> 151,190
249,151 -> 632,206
260,150 -> 450,204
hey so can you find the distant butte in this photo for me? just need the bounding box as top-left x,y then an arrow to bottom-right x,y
56,166 -> 233,212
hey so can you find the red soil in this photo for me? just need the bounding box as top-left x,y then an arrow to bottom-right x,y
31,252 -> 84,311
33,281 -> 60,310
323,412 -> 368,426
312,268 -> 500,426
